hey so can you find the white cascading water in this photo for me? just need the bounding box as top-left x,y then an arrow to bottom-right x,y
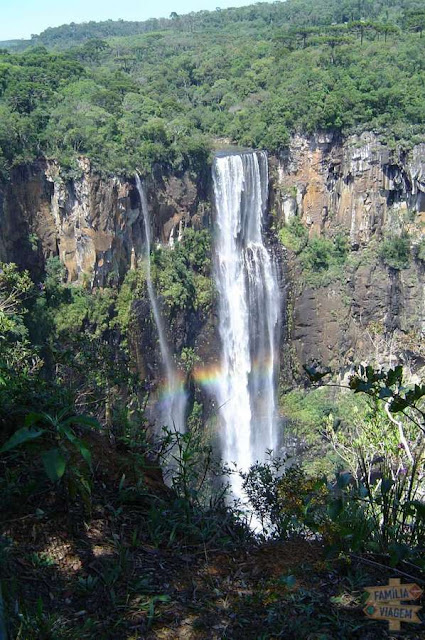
213,151 -> 280,501
135,176 -> 186,434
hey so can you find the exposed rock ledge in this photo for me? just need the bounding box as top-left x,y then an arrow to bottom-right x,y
270,132 -> 425,378
0,158 -> 210,286
2,132 -> 425,284
271,131 -> 425,247
1,133 -> 425,378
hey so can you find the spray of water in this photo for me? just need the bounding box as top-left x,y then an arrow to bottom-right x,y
135,175 -> 186,434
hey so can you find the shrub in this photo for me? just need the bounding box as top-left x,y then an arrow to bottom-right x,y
0,410 -> 98,505
279,386 -> 366,475
114,268 -> 146,338
301,233 -> 348,272
379,231 -> 411,270
278,217 -> 308,252
241,456 -> 288,537
246,365 -> 425,562
143,426 -> 250,547
152,229 -> 212,315
296,232 -> 349,287
416,237 -> 425,262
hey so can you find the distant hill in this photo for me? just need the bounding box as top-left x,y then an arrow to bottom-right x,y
6,0 -> 423,50
31,18 -> 172,49
1,0 -> 425,178
0,39 -> 32,52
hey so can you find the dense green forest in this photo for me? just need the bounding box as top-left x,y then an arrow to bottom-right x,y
1,0 -> 425,177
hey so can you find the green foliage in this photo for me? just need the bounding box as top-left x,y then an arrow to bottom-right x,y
1,259 -> 424,637
0,410 -> 98,502
0,426 -> 45,452
0,263 -> 42,434
0,48 -> 84,176
0,260 -> 138,467
252,364 -> 425,564
324,366 -> 425,555
187,400 -> 203,430
241,456 -> 290,537
245,449 -> 424,557
243,459 -> 332,540
114,267 -> 146,339
0,262 -> 34,335
2,9 -> 425,633
179,347 -> 200,374
33,260 -> 138,425
152,228 -> 213,315
301,233 -> 348,272
130,425 -> 250,548
379,231 -> 411,269
44,79 -> 118,166
17,0 -> 422,53
416,236 -> 425,262
294,231 -> 349,286
279,386 -> 361,475
278,217 -> 308,252
1,0 -> 425,174
349,363 -> 425,421
51,286 -> 115,338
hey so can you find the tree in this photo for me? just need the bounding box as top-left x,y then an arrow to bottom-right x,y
78,38 -> 110,63
404,10 -> 425,37
379,232 -> 411,270
290,26 -> 319,48
314,34 -> 352,65
348,20 -> 375,44
375,22 -> 399,42
0,263 -> 41,434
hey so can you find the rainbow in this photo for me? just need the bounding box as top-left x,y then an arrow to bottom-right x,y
154,372 -> 186,412
193,356 -> 276,390
152,355 -> 276,414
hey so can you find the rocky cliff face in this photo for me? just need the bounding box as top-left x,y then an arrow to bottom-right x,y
271,132 -> 425,243
1,132 -> 425,381
270,132 -> 425,379
0,158 -> 213,419
0,158 -> 211,286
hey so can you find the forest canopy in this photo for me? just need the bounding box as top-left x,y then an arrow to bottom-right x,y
1,0 -> 425,177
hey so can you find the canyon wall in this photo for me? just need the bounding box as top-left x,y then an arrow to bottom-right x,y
271,132 -> 425,379
1,131 -> 425,380
0,158 -> 210,286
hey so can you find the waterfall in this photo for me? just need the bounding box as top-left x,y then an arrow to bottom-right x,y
212,151 -> 280,500
135,176 -> 186,434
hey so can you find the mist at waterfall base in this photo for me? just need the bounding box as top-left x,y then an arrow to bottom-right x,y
212,151 -> 280,512
135,175 -> 187,436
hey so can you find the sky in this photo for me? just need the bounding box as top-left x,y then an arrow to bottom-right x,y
0,0 -> 255,40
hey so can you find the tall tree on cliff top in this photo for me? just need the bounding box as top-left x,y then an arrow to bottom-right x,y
404,10 -> 425,37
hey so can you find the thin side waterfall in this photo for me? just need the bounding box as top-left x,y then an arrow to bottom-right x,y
135,175 -> 186,434
212,151 -> 280,501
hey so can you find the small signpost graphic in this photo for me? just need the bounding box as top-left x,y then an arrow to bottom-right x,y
363,578 -> 423,632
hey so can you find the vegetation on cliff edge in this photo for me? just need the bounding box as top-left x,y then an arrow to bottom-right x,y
1,0 -> 425,177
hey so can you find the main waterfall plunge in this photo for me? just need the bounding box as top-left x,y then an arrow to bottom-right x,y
213,151 -> 280,500
135,152 -> 280,502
